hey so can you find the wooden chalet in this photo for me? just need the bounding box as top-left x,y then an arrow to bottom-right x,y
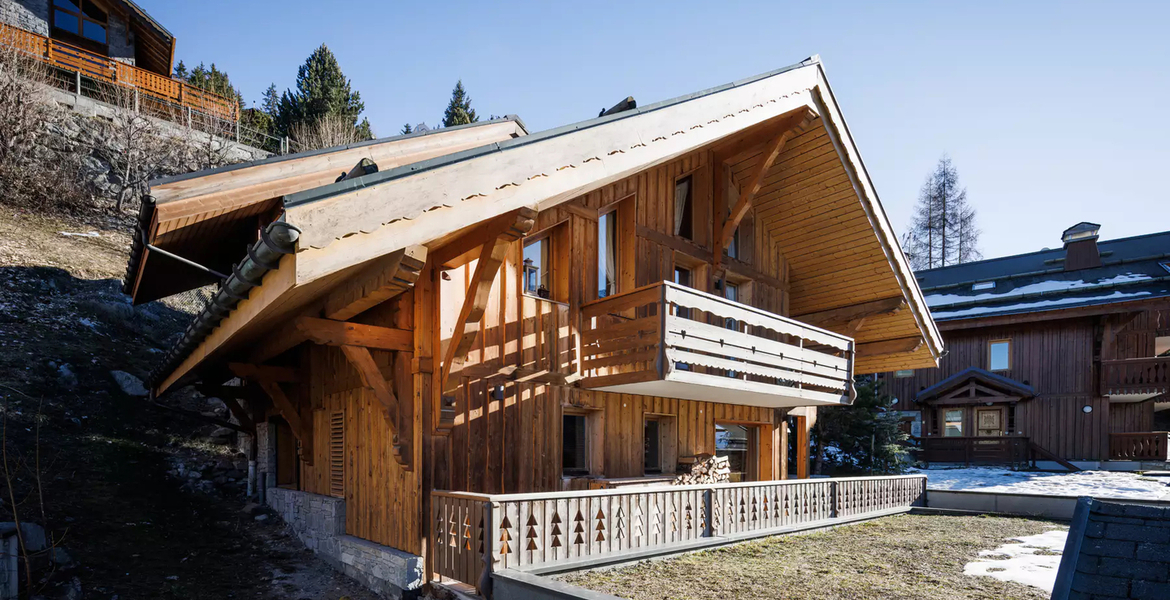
881,223 -> 1170,468
0,0 -> 239,121
124,57 -> 941,596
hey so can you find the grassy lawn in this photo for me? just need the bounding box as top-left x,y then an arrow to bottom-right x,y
557,514 -> 1063,600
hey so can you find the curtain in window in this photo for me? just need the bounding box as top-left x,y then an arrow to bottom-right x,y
673,178 -> 691,236
603,213 -> 618,296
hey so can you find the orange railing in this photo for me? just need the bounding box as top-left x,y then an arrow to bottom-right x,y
0,22 -> 237,121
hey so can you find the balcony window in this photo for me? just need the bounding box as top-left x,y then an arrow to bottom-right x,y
943,410 -> 964,437
563,414 -> 589,477
989,339 -> 1011,371
53,0 -> 108,45
598,209 -> 619,298
523,236 -> 551,299
673,175 -> 693,240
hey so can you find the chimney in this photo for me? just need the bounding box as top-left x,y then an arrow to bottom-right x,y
1061,222 -> 1102,271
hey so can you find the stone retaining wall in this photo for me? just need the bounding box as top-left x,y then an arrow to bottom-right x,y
266,487 -> 423,598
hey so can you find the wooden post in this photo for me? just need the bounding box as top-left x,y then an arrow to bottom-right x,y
479,500 -> 495,598
794,415 -> 809,479
702,488 -> 714,538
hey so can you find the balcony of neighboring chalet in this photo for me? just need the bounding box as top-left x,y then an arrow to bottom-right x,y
578,280 -> 855,408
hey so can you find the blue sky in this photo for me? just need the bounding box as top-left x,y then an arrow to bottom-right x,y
143,0 -> 1169,260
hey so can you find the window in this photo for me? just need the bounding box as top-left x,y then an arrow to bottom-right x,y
598,209 -> 619,298
716,423 -> 758,482
563,414 -> 589,476
943,410 -> 964,437
1156,336 -> 1170,357
989,339 -> 1011,371
673,176 -> 694,240
673,266 -> 692,319
53,0 -> 107,45
894,369 -> 914,379
523,236 -> 552,299
643,418 -> 661,474
724,282 -> 740,328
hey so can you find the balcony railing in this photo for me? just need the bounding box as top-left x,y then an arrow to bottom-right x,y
919,436 -> 1030,469
1101,357 -> 1170,397
0,22 -> 238,122
1108,432 -> 1170,461
579,281 -> 855,408
432,475 -> 926,591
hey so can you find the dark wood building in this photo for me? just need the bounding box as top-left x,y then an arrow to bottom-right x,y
880,223 -> 1170,467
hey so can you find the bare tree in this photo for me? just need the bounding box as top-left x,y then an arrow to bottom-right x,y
93,84 -> 182,211
289,114 -> 365,152
901,156 -> 981,270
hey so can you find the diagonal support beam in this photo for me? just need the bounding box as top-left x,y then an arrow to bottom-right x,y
340,344 -> 411,469
713,108 -> 817,275
856,336 -> 924,357
252,374 -> 314,466
324,245 -> 427,321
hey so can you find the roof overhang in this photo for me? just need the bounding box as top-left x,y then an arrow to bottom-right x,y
915,367 -> 1035,405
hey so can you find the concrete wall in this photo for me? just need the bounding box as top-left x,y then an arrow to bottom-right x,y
0,0 -> 49,36
926,490 -> 1083,519
492,570 -> 622,600
266,488 -> 424,598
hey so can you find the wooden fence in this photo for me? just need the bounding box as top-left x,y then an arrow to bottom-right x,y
1109,432 -> 1170,461
0,22 -> 238,121
919,436 -> 1030,468
1101,357 -> 1170,397
432,474 -> 926,591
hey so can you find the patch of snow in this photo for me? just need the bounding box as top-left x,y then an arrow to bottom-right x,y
964,529 -> 1068,592
914,467 -> 1170,500
58,231 -> 100,238
926,272 -> 1154,307
932,289 -> 1155,319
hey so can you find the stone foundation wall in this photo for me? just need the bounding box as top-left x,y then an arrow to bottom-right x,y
266,488 -> 423,598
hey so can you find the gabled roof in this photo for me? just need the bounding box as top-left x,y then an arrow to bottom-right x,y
915,367 -> 1035,404
918,230 -> 1170,322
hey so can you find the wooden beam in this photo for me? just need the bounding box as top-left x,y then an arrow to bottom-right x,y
339,345 -> 410,469
218,395 -> 256,431
440,211 -> 536,395
856,336 -> 924,357
246,323 -> 308,364
228,363 -> 300,383
429,207 -> 537,269
296,317 -> 413,351
323,245 -> 427,321
795,296 -> 908,328
716,109 -> 816,259
254,376 -> 313,466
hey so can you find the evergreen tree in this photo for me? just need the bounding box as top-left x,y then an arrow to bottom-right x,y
173,60 -> 188,80
811,378 -> 910,475
901,156 -> 981,270
172,61 -> 244,111
261,83 -> 280,117
441,80 -> 478,127
275,44 -> 371,140
400,123 -> 413,135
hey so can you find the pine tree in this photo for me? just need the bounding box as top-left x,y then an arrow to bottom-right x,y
261,84 -> 280,117
276,44 -> 372,140
400,123 -> 413,135
901,156 -> 981,270
811,378 -> 909,475
441,80 -> 478,127
173,60 -> 188,80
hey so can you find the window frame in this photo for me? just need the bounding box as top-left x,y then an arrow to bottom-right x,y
522,231 -> 553,299
597,207 -> 619,299
673,174 -> 694,240
988,339 -> 1012,372
943,409 -> 964,437
50,0 -> 110,49
643,416 -> 662,474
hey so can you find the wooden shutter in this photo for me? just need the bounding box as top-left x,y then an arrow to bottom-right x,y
329,411 -> 344,498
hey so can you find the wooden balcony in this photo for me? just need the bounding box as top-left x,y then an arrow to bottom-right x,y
0,22 -> 238,122
1100,357 -> 1170,397
579,281 -> 855,408
432,475 -> 926,590
1108,432 -> 1170,461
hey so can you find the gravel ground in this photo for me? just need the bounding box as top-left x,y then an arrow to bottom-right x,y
558,514 -> 1065,600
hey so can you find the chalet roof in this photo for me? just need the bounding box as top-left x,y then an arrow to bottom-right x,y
918,230 -> 1170,322
915,367 -> 1035,403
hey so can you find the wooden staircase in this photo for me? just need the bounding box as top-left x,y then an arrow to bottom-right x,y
1028,441 -> 1082,472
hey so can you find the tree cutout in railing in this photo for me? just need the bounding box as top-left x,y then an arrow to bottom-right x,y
477,515 -> 485,556
726,495 -> 735,529
670,499 -> 679,534
772,491 -> 782,520
525,513 -> 540,552
462,515 -> 474,551
651,497 -> 663,542
594,507 -> 607,543
684,500 -> 694,532
738,496 -> 747,524
447,513 -> 459,548
614,505 -> 627,543
632,498 -> 644,543
750,495 -> 759,524
498,515 -> 514,556
572,508 -> 586,547
550,509 -> 564,550
699,499 -> 709,533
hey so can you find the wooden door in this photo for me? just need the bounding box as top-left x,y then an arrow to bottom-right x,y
975,408 -> 1003,437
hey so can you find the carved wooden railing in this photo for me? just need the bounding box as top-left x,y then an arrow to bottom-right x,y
919,436 -> 1030,468
1101,357 -> 1170,396
0,22 -> 238,121
432,475 -> 926,590
1109,432 -> 1170,461
579,281 -> 855,406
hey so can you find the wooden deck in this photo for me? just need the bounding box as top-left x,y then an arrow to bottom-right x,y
1101,357 -> 1170,397
918,436 -> 1031,468
579,281 -> 855,408
432,474 -> 926,591
0,22 -> 237,122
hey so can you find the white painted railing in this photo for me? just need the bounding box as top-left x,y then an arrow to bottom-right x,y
432,475 -> 926,591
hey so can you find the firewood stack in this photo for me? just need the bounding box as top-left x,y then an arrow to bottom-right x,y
673,454 -> 731,485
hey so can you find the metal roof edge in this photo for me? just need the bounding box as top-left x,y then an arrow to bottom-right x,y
920,250 -> 1170,294
915,229 -> 1170,278
282,57 -> 821,209
148,116 -> 528,190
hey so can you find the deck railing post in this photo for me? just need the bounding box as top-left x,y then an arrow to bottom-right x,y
703,488 -> 714,538
479,500 -> 495,599
74,70 -> 81,95
831,480 -> 839,518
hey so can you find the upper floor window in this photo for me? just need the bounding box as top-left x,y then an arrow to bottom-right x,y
523,235 -> 551,299
673,176 -> 693,240
53,0 -> 108,45
598,209 -> 619,298
989,339 -> 1011,371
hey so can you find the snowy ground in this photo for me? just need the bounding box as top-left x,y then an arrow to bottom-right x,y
915,467 -> 1170,500
964,529 -> 1069,593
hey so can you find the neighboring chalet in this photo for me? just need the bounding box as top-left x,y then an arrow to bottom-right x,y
124,57 -> 941,596
0,0 -> 239,121
883,223 -> 1170,469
